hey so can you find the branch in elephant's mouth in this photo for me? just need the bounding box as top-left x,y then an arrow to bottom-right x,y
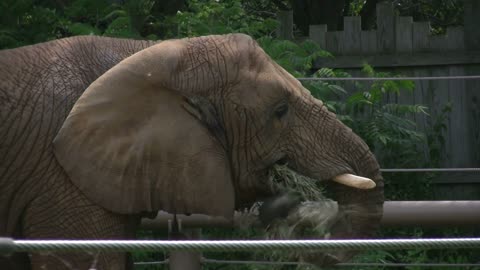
235,165 -> 369,266
237,165 -> 335,231
234,200 -> 340,265
267,164 -> 325,201
237,164 -> 338,242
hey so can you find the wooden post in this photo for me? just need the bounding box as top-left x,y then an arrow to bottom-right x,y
325,31 -> 343,55
343,17 -> 362,54
169,250 -> 202,270
168,226 -> 202,270
412,22 -> 430,52
361,30 -> 377,54
395,16 -> 413,53
464,0 -> 480,167
309,24 -> 327,49
376,2 -> 396,53
276,10 -> 293,40
464,0 -> 480,50
446,27 -> 465,50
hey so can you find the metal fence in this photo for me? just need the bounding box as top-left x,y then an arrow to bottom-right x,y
2,238 -> 480,269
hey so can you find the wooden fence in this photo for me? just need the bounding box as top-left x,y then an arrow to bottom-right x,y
278,1 -> 480,199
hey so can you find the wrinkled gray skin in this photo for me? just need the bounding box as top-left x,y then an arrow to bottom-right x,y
0,34 -> 384,269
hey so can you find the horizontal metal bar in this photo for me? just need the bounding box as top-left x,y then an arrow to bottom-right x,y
134,259 -> 480,268
381,168 -> 480,172
205,258 -> 301,266
4,238 -> 480,254
381,201 -> 480,227
337,262 -> 480,268
297,75 -> 480,81
200,259 -> 480,268
135,260 -> 168,265
141,201 -> 480,230
141,212 -> 231,230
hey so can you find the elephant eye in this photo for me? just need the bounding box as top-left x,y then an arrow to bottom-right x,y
274,103 -> 289,118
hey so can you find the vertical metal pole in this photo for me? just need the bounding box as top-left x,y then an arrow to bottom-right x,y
168,224 -> 202,270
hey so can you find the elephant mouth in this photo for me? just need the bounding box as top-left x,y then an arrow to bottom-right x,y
274,157 -> 289,166
271,158 -> 376,191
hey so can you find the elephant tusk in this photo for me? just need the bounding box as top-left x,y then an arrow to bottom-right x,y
332,174 -> 376,189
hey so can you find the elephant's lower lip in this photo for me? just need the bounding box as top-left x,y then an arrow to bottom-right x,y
274,157 -> 288,166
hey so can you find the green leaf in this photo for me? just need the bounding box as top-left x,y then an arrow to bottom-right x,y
314,67 -> 335,78
104,16 -> 138,38
361,63 -> 375,76
68,23 -> 101,36
328,84 -> 347,95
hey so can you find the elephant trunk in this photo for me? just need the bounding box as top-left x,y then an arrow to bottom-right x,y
326,122 -> 385,261
290,98 -> 384,262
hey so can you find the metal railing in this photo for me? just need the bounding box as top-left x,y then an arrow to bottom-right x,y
2,238 -> 480,269
141,201 -> 480,230
2,238 -> 480,254
296,75 -> 480,81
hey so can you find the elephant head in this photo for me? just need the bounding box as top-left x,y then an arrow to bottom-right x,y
53,34 -> 384,261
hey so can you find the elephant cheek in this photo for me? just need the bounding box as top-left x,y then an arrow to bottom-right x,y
234,171 -> 279,208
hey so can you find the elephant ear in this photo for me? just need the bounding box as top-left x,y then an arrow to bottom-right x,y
53,41 -> 235,219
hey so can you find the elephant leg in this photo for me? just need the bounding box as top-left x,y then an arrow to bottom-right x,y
22,176 -> 139,270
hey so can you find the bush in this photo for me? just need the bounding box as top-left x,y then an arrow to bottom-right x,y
0,0 -> 278,49
163,0 -> 277,38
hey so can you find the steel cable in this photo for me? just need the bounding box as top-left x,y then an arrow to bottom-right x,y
380,168 -> 480,172
2,238 -> 480,254
200,259 -> 480,268
297,75 -> 480,81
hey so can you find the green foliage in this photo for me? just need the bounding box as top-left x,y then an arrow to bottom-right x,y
0,0 -> 279,49
104,16 -> 138,38
162,0 -> 277,38
64,0 -> 111,23
394,0 -> 464,35
0,1 -> 69,48
257,37 -> 331,77
346,0 -> 463,34
68,22 -> 101,36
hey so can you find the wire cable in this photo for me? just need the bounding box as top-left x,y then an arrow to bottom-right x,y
297,75 -> 480,81
203,259 -> 480,268
380,168 -> 480,172
133,259 -> 480,268
3,238 -> 480,254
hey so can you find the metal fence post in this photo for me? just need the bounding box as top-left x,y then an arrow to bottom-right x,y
168,227 -> 202,270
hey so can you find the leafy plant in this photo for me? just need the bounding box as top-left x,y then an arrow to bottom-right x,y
257,37 -> 332,77
163,0 -> 278,39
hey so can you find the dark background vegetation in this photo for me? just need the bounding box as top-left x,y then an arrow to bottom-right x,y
1,0 -> 478,269
0,0 -> 464,49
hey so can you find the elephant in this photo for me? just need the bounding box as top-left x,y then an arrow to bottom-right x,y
0,34 -> 384,269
